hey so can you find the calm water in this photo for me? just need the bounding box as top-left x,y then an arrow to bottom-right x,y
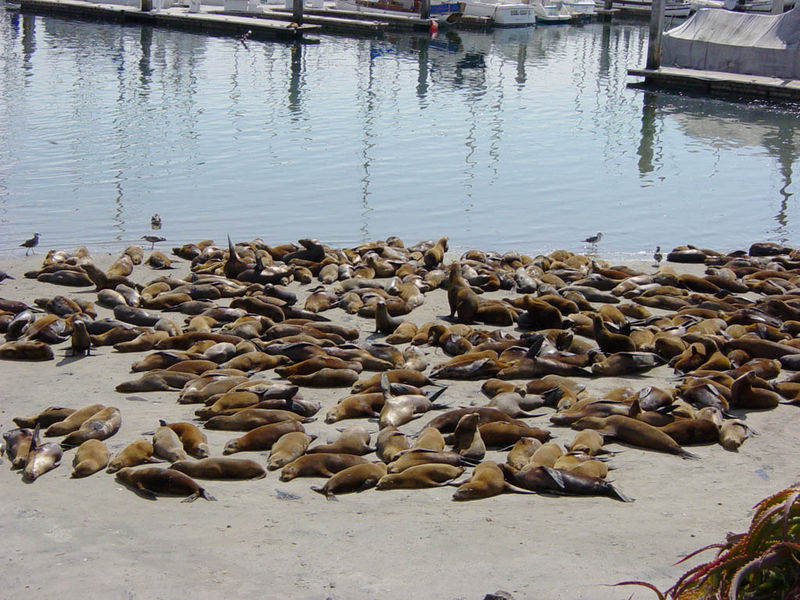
0,9 -> 799,259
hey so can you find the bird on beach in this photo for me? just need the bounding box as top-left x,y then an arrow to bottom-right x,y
20,233 -> 40,256
151,213 -> 162,230
141,235 -> 166,250
583,232 -> 602,246
653,246 -> 663,267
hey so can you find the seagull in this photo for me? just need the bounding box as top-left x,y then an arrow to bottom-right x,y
583,232 -> 602,245
141,235 -> 166,249
20,232 -> 39,255
653,246 -> 663,267
151,213 -> 162,230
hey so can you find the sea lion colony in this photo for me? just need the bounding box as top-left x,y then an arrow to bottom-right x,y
1,236 -> 797,501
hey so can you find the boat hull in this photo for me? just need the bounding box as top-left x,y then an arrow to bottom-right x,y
462,0 -> 536,25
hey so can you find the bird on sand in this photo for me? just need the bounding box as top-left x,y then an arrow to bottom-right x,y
653,246 -> 663,267
583,232 -> 602,245
141,235 -> 166,249
151,213 -> 162,230
20,233 -> 39,255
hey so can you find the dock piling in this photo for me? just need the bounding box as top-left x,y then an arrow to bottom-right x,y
645,0 -> 665,70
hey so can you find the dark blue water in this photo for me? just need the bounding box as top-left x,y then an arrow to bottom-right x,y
0,9 -> 798,258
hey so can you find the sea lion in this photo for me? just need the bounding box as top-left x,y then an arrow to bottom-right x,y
311,462 -> 388,499
477,422 -> 551,447
412,427 -> 446,452
307,426 -> 373,456
730,371 -> 781,409
376,427 -> 410,462
61,407 -> 122,448
487,392 -> 541,418
719,419 -> 754,451
3,428 -> 34,469
572,415 -> 698,459
506,438 -> 542,470
223,421 -> 305,455
288,368 -> 360,388
351,369 -> 434,393
375,300 -> 404,334
0,340 -> 54,361
204,409 -> 309,431
552,454 -> 609,479
660,419 -> 719,445
376,463 -> 464,490
452,461 -> 534,501
115,467 -> 216,502
501,464 -> 632,502
22,428 -> 63,482
451,413 -> 486,461
387,449 -> 474,473
529,441 -> 565,467
324,393 -> 385,424
170,457 -> 266,480
115,370 -> 197,393
267,432 -> 316,470
591,352 -> 665,376
69,319 -> 92,356
159,420 -> 209,458
425,407 -> 519,433
107,439 -> 161,473
13,407 -> 75,429
279,453 -> 370,481
71,439 -> 110,477
566,430 -> 607,456
153,424 -> 189,462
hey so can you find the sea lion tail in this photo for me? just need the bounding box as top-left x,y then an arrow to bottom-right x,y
610,484 -> 635,503
679,449 -> 700,460
427,386 -> 448,403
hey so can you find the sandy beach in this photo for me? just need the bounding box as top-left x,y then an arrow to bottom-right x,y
1,244 -> 798,600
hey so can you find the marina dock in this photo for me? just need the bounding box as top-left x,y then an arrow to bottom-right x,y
629,66 -> 800,102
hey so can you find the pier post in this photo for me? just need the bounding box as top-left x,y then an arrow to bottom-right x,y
293,0 -> 304,24
420,0 -> 430,19
646,0 -> 665,70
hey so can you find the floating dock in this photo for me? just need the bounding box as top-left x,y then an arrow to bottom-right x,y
629,66 -> 800,102
16,0 -> 323,39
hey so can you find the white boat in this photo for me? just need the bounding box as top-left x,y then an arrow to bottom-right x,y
334,0 -> 465,22
462,0 -> 536,25
533,0 -> 574,20
602,0 -> 692,16
559,0 -> 596,15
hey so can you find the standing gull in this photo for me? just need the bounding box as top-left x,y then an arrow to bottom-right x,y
653,246 -> 663,267
141,235 -> 166,250
583,232 -> 602,251
20,233 -> 40,256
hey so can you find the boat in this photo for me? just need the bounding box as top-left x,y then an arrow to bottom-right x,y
600,0 -> 692,17
462,0 -> 536,26
559,0 -> 596,16
532,0 -> 574,20
334,0 -> 465,22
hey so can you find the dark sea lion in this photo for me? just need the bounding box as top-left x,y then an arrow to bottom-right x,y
115,467 -> 216,502
223,421 -> 305,454
170,457 -> 266,480
71,439 -> 110,477
288,368 -> 360,388
591,352 -> 665,376
107,439 -> 161,473
0,340 -> 54,361
115,370 -> 197,393
204,408 -> 309,431
69,319 -> 92,356
376,463 -> 464,490
279,453 -> 370,481
311,462 -> 388,499
425,407 -> 519,433
659,419 -> 719,445
267,431 -> 316,470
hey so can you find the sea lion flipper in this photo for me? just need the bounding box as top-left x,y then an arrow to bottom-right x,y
680,449 -> 700,460
182,493 -> 200,503
610,484 -> 635,503
136,485 -> 158,500
427,386 -> 448,403
541,466 -> 566,490
503,482 -> 537,495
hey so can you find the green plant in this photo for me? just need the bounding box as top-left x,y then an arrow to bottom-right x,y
616,484 -> 800,600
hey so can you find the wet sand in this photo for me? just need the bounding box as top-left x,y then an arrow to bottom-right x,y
1,248 -> 798,600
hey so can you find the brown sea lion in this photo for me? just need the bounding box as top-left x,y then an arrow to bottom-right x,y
307,426 -> 373,456
660,419 -> 719,445
279,453 -> 370,481
170,457 -> 266,480
153,424 -> 189,462
115,467 -> 216,502
452,461 -> 534,501
376,427 -> 410,462
61,407 -> 121,448
13,407 -> 75,429
71,439 -> 110,477
506,438 -> 542,470
529,441 -> 565,467
566,430 -> 607,456
412,427 -> 446,452
719,419 -> 754,451
159,420 -> 209,458
324,393 -> 385,424
223,421 -> 305,455
730,371 -> 781,409
387,449 -> 474,473
572,415 -> 698,459
106,439 -> 161,473
204,409 -> 309,431
3,428 -> 34,469
451,413 -> 486,461
376,463 -> 464,490
267,432 -> 316,470
22,428 -> 63,482
311,462 -> 388,499
288,368 -> 360,388
0,340 -> 54,361
477,422 -> 551,447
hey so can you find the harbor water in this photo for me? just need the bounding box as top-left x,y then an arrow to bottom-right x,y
0,9 -> 798,259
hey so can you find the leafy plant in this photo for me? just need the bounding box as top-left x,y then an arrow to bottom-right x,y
616,483 -> 800,600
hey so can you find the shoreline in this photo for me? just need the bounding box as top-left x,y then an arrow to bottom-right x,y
2,240 -> 799,599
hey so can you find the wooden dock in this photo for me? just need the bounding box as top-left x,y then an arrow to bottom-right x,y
629,66 -> 800,102
16,0 -> 322,39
